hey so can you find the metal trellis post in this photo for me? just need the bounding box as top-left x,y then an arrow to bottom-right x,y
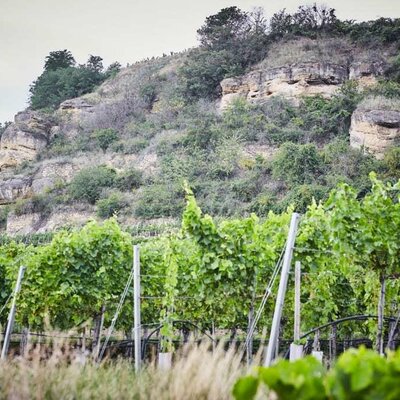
133,245 -> 141,372
264,213 -> 300,366
1,265 -> 26,360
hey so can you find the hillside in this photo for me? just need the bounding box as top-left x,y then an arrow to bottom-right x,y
1,5 -> 400,235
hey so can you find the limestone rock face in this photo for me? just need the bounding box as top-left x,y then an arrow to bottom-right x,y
55,98 -> 96,139
350,109 -> 400,159
0,110 -> 52,170
6,206 -> 93,235
220,61 -> 380,109
0,177 -> 33,204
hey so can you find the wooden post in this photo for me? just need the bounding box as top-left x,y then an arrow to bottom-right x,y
133,245 -> 141,372
19,327 -> 29,357
1,266 -> 26,360
264,213 -> 300,366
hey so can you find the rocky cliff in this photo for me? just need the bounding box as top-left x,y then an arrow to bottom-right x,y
0,38 -> 398,235
220,61 -> 383,109
350,99 -> 400,159
0,110 -> 53,170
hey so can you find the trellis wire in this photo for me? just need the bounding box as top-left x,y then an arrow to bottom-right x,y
243,242 -> 286,356
97,262 -> 135,362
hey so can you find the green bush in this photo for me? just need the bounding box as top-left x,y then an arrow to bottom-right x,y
96,193 -> 127,218
139,81 -> 158,109
115,168 -> 143,191
368,80 -> 400,98
383,147 -> 400,180
92,128 -> 119,153
30,66 -> 104,110
179,49 -> 242,100
69,166 -> 117,204
233,347 -> 400,400
276,184 -> 329,213
272,143 -> 324,185
135,183 -> 185,219
13,194 -> 54,217
0,206 -> 9,230
112,137 -> 149,154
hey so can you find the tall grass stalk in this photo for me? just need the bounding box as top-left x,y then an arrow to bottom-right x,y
0,341 -> 253,400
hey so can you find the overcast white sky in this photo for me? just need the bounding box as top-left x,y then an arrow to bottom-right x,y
1,0 -> 400,122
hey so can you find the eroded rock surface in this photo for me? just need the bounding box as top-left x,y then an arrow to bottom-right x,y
0,110 -> 53,170
350,109 -> 400,159
0,176 -> 33,204
220,61 -> 381,109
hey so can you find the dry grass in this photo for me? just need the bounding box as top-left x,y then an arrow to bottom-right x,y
358,95 -> 400,112
256,37 -> 387,69
0,341 -> 254,400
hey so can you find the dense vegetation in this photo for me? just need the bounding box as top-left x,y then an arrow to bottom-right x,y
234,347 -> 400,400
1,176 -> 399,354
5,4 -> 395,233
29,50 -> 121,109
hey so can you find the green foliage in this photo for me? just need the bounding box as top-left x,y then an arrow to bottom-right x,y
180,6 -> 269,100
368,80 -> 400,98
179,49 -> 241,100
69,165 -> 117,204
298,81 -> 361,141
30,66 -> 104,110
276,184 -> 329,213
139,81 -> 158,109
383,147 -> 400,179
44,49 -> 75,71
272,143 -> 324,185
14,194 -> 54,217
92,128 -> 119,153
385,55 -> 400,83
270,4 -> 338,39
233,347 -> 400,400
96,192 -> 127,218
0,206 -> 9,231
18,219 -> 132,329
30,51 -> 113,110
115,167 -> 143,191
181,184 -> 290,327
135,183 -> 185,219
344,17 -> 400,45
327,347 -> 400,399
104,61 -> 122,79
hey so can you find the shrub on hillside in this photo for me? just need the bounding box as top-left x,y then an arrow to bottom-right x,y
69,166 -> 117,204
14,194 -> 54,217
115,168 -> 143,191
383,147 -> 400,180
179,49 -> 241,100
30,51 -> 119,110
96,192 -> 127,218
135,183 -> 185,218
92,128 -> 119,153
30,66 -> 104,110
272,142 -> 324,185
276,184 -> 329,213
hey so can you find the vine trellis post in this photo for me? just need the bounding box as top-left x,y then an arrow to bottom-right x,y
133,245 -> 141,372
264,213 -> 300,366
1,265 -> 26,360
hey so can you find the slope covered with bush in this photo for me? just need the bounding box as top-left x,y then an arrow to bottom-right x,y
1,4 -> 400,233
